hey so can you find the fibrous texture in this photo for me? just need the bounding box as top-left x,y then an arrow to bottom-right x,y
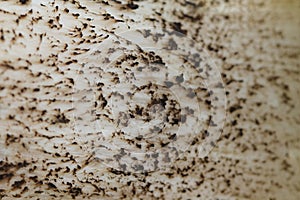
0,0 -> 299,199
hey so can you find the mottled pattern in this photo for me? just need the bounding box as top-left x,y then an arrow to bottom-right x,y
0,0 -> 299,199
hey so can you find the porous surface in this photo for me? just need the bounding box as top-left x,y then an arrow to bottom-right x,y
0,0 -> 299,199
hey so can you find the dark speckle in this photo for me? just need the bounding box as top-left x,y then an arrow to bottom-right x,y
127,2 -> 139,10
12,179 -> 25,189
164,81 -> 174,88
53,113 -> 70,124
47,182 -> 57,189
167,38 -> 178,50
19,0 -> 29,4
176,74 -> 184,83
170,22 -> 187,35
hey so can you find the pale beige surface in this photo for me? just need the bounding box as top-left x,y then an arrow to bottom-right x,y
0,0 -> 299,199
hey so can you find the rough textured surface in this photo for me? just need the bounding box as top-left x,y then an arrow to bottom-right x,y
0,0 -> 299,199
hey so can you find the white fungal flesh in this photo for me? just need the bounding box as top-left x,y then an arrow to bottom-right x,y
0,0 -> 300,199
